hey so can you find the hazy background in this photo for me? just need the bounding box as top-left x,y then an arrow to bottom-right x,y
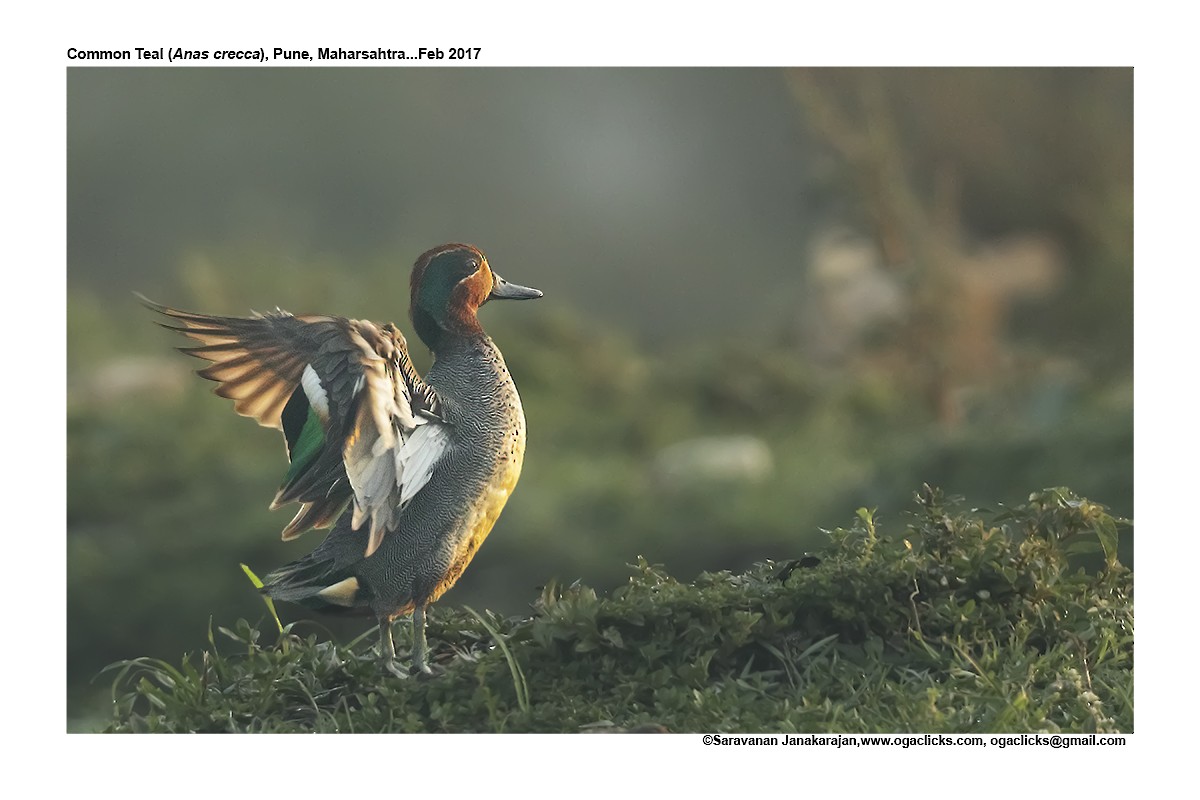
67,68 -> 1132,726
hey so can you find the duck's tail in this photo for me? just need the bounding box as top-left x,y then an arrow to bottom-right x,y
261,522 -> 373,615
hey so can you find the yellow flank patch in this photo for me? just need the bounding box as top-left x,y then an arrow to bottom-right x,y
428,439 -> 525,604
316,576 -> 361,607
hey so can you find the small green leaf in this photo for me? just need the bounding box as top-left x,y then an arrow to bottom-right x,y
1065,540 -> 1103,556
464,605 -> 530,713
1090,515 -> 1120,568
239,563 -> 265,589
241,563 -> 283,633
797,633 -> 839,662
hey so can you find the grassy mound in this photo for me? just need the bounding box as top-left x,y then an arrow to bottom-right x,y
103,486 -> 1131,733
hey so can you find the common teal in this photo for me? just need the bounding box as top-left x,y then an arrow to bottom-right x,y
145,243 -> 542,675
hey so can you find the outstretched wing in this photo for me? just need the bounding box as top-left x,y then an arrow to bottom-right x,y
142,296 -> 450,556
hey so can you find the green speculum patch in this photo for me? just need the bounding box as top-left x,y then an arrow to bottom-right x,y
282,405 -> 325,486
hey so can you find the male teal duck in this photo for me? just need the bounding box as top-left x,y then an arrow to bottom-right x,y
144,243 -> 542,676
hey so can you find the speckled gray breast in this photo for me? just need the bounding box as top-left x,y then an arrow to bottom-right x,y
354,332 -> 527,615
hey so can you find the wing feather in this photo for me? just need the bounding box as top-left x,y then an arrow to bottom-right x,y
339,322 -> 452,557
143,295 -> 450,554
397,422 -> 452,507
140,294 -> 337,430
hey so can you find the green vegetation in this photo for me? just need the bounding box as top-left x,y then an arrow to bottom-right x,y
103,487 -> 1131,733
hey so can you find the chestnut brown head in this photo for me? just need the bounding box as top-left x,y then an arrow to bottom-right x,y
410,243 -> 541,348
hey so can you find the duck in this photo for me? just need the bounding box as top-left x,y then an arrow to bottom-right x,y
143,243 -> 542,676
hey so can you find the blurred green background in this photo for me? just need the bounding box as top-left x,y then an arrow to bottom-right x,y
67,68 -> 1132,726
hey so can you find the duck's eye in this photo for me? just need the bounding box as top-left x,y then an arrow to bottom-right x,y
467,258 -> 480,271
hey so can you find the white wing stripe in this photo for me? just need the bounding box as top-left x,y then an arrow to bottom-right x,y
396,422 -> 452,506
340,320 -> 452,557
301,364 -> 329,418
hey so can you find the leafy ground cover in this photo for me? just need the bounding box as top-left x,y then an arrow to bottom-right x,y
103,486 -> 1131,733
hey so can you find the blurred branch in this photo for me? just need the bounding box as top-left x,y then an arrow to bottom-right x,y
786,69 -> 1072,427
